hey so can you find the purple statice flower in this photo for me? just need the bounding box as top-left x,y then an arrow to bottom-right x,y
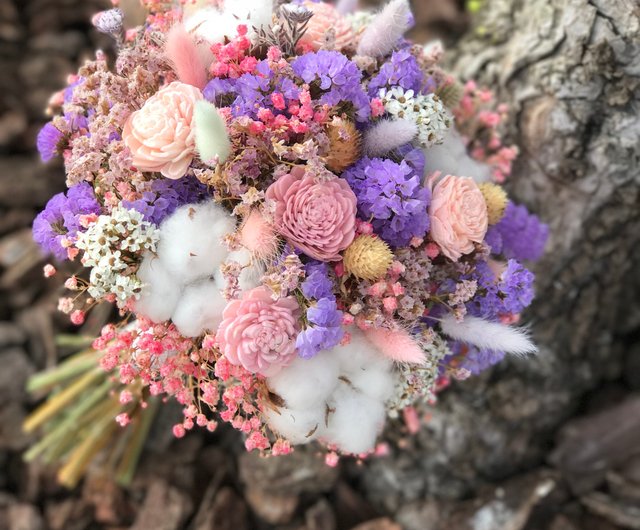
459,345 -> 506,375
462,259 -> 535,320
395,143 -> 426,176
64,77 -> 84,104
444,341 -> 505,376
343,157 -> 430,247
32,183 -> 101,260
297,298 -> 344,359
205,61 -> 300,120
291,51 -> 371,122
37,122 -> 63,162
499,259 -> 535,314
122,176 -> 209,226
368,49 -> 424,96
487,202 -> 549,261
301,261 -> 334,299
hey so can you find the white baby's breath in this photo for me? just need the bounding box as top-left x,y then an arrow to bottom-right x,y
75,205 -> 159,306
379,87 -> 452,148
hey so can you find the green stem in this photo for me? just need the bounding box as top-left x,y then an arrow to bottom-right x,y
27,352 -> 100,394
116,397 -> 159,487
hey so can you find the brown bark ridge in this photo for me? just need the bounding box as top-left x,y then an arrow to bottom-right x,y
358,0 -> 640,510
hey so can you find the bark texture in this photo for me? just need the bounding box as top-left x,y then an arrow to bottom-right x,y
359,0 -> 640,509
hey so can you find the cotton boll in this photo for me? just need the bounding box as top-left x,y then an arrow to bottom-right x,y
334,330 -> 392,378
225,0 -> 274,34
331,330 -> 395,402
135,253 -> 182,323
322,385 -> 386,454
347,362 -> 395,403
267,353 -> 341,410
156,202 -> 235,284
423,128 -> 492,183
185,0 -> 274,44
214,249 -> 264,293
171,277 -> 228,338
263,405 -> 323,445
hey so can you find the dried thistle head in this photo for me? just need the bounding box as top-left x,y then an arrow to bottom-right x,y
478,182 -> 508,225
324,117 -> 361,173
343,235 -> 394,281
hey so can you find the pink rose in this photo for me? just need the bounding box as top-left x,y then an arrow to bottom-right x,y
123,82 -> 202,179
216,287 -> 301,377
429,175 -> 488,261
266,167 -> 357,261
298,2 -> 355,51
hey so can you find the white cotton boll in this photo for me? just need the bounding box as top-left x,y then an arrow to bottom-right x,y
225,0 -> 273,34
348,362 -> 395,403
333,330 -> 392,377
267,353 -> 341,410
185,0 -> 273,44
156,202 -> 235,284
322,385 -> 386,454
134,253 -> 181,323
171,277 -> 228,338
423,128 -> 492,183
331,330 -> 394,402
263,405 -> 324,445
214,248 -> 264,293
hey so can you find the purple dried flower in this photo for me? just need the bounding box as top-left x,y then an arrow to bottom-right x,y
291,51 -> 371,122
463,348 -> 506,375
343,157 -> 430,247
487,202 -> 549,262
301,262 -> 334,300
368,49 -> 424,96
297,298 -> 344,359
32,183 -> 101,260
460,258 -> 535,320
37,122 -> 63,162
122,176 -> 209,225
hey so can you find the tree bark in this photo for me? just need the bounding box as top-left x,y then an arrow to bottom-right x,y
359,0 -> 640,510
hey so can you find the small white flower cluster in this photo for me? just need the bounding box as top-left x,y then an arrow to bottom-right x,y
75,205 -> 159,306
380,87 -> 452,148
388,334 -> 450,416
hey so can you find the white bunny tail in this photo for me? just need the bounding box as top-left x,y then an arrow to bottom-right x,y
363,119 -> 418,157
356,0 -> 412,58
440,314 -> 537,356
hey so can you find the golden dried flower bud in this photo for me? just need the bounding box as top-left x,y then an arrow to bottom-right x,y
479,182 -> 508,225
343,235 -> 394,281
324,117 -> 361,173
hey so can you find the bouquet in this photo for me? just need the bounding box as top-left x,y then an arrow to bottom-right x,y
29,0 -> 549,478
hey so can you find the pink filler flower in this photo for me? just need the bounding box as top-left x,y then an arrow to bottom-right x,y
216,287 -> 301,377
266,167 -> 357,261
429,175 -> 488,261
122,81 -> 202,179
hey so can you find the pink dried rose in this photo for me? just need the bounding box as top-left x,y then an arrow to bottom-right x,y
429,175 -> 488,261
122,82 -> 202,179
216,287 -> 301,377
298,1 -> 355,51
266,167 -> 357,261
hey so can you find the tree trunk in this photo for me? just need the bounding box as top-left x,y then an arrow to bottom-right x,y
358,0 -> 640,510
